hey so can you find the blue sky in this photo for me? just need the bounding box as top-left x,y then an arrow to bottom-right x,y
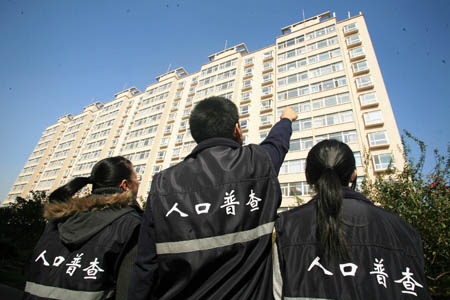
1,0 -> 449,202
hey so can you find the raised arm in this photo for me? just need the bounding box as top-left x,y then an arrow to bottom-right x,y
260,106 -> 298,174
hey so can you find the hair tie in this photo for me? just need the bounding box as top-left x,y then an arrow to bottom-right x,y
324,167 -> 334,172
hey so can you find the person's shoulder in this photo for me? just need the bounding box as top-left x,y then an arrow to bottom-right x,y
277,201 -> 315,226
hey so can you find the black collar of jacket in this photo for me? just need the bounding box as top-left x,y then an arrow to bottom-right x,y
342,186 -> 372,204
310,187 -> 372,205
185,137 -> 241,160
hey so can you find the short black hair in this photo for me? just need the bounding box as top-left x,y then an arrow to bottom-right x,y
189,96 -> 239,143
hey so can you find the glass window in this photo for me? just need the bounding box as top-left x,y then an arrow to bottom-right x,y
360,92 -> 378,106
373,153 -> 392,171
262,86 -> 272,95
245,57 -> 254,65
263,73 -> 272,82
352,60 -> 369,73
346,34 -> 361,46
240,119 -> 248,129
176,134 -> 184,143
343,23 -> 358,33
260,131 -> 268,142
160,137 -> 169,146
368,131 -> 389,146
240,105 -> 250,115
260,114 -> 272,125
264,50 -> 273,58
363,110 -> 383,126
261,100 -> 272,110
349,47 -> 364,58
354,152 -> 362,166
156,151 -> 165,160
241,92 -> 251,101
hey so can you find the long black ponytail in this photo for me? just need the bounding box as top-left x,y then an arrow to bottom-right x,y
49,156 -> 133,202
305,139 -> 355,260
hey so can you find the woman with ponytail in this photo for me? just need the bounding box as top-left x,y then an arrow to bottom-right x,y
273,140 -> 430,299
24,156 -> 142,300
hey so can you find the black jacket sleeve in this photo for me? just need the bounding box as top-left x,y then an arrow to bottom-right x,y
128,190 -> 159,300
260,118 -> 292,174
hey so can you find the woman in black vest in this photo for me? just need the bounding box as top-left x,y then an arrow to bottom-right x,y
274,140 -> 430,299
23,156 -> 142,300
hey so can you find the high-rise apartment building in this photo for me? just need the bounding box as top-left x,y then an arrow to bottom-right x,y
5,11 -> 404,207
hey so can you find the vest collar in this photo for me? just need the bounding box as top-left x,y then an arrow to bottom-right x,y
185,137 -> 241,160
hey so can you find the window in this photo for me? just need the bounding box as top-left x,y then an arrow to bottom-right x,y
174,91 -> 183,98
172,147 -> 181,157
263,62 -> 273,70
373,153 -> 392,171
359,92 -> 378,106
215,80 -> 234,92
290,137 -> 313,151
245,57 -> 254,65
243,79 -> 252,88
164,124 -> 172,134
260,131 -> 268,142
363,110 -> 383,126
349,46 -> 364,59
264,50 -> 273,58
314,110 -> 353,128
277,85 -> 309,101
168,112 -> 177,120
176,134 -> 184,143
262,86 -> 272,95
280,182 -> 312,196
160,137 -> 169,146
292,118 -> 312,132
152,165 -> 162,175
263,73 -> 272,83
181,110 -> 191,119
346,34 -> 361,46
244,68 -> 253,76
261,99 -> 272,110
277,101 -> 310,117
240,119 -> 248,129
260,114 -> 272,126
280,159 -> 306,174
310,76 -> 347,93
309,61 -> 344,78
241,91 -> 251,101
352,60 -> 369,73
354,152 -> 362,167
240,105 -> 250,115
343,23 -> 358,34
177,81 -> 185,88
312,92 -> 350,110
368,131 -> 389,147
156,151 -> 165,161
171,101 -> 179,110
179,120 -> 187,130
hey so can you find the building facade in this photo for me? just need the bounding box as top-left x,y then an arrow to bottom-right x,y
5,11 -> 403,208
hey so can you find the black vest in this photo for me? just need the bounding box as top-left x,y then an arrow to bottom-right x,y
274,188 -> 430,300
150,143 -> 281,299
23,209 -> 140,300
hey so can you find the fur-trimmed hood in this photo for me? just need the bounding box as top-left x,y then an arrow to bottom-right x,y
44,189 -> 140,248
44,189 -> 136,220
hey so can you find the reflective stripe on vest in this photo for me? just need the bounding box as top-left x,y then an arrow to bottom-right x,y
156,221 -> 275,254
25,281 -> 114,300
